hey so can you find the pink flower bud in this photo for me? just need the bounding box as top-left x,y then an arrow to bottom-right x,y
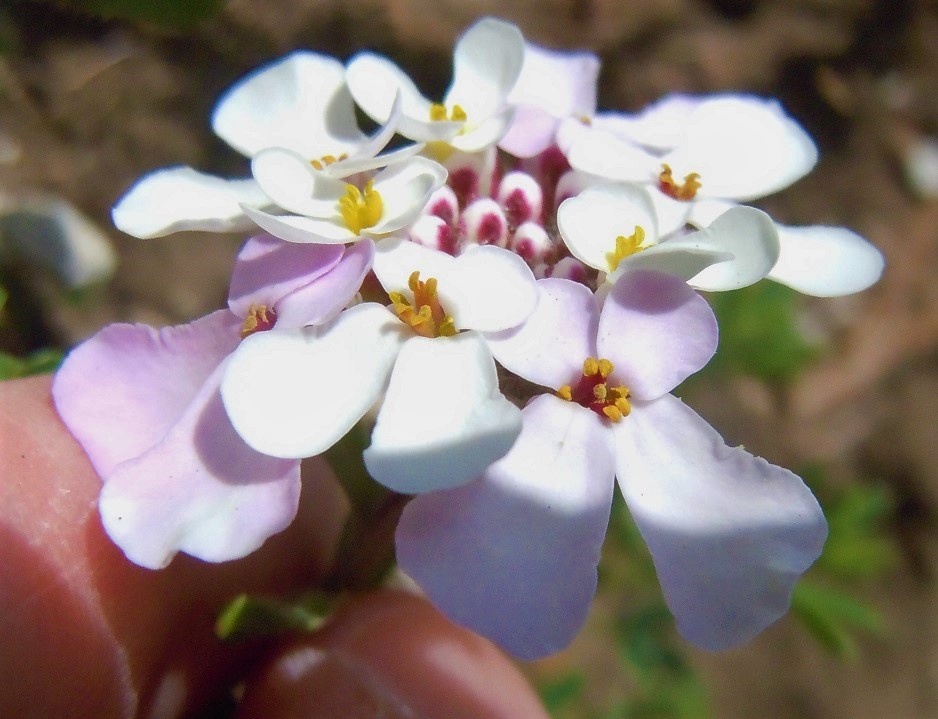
497,172 -> 543,227
460,199 -> 508,249
410,215 -> 457,255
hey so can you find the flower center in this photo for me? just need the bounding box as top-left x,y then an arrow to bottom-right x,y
310,153 -> 348,171
658,163 -> 701,201
606,226 -> 646,272
240,304 -> 276,338
339,180 -> 383,235
429,103 -> 467,123
557,357 -> 632,422
389,271 -> 457,339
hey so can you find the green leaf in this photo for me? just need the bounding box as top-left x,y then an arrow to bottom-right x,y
216,592 -> 331,642
791,580 -> 885,659
0,348 -> 63,381
50,0 -> 226,28
818,482 -> 897,581
539,672 -> 585,713
705,282 -> 820,385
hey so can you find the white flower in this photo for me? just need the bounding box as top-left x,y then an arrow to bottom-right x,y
221,238 -> 538,494
242,156 -> 448,244
112,52 -> 410,239
565,94 -> 819,235
346,17 -> 525,153
557,183 -> 781,292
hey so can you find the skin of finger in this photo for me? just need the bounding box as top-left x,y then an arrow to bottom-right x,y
236,589 -> 550,719
0,375 -> 348,719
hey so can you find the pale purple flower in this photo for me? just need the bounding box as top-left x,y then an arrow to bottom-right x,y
52,235 -> 373,568
396,270 -> 827,658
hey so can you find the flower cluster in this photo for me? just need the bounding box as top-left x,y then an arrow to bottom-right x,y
53,17 -> 884,659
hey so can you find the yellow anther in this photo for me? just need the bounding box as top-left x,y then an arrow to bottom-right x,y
557,385 -> 573,401
240,304 -> 272,338
658,163 -> 702,201
614,397 -> 632,417
391,271 -> 457,338
603,405 -> 623,422
310,153 -> 348,171
339,180 -> 383,235
597,359 -> 614,378
593,383 -> 608,401
430,103 -> 467,122
583,357 -> 600,376
606,226 -> 646,272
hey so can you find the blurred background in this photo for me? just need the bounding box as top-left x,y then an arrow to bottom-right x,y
0,0 -> 935,717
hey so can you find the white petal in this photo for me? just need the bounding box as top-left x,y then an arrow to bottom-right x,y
212,52 -> 365,158
242,206 -> 355,244
615,394 -> 827,650
487,278 -> 598,390
610,241 -> 731,285
369,157 -> 448,234
112,167 -> 268,239
322,142 -> 425,179
648,189 -> 694,236
558,183 -> 658,272
768,224 -> 885,296
446,17 -> 525,120
591,94 -> 703,152
364,332 -> 522,494
567,129 -> 661,182
508,43 -> 599,119
668,206 -> 780,291
662,95 -> 818,201
442,244 -> 538,331
449,109 -> 516,153
686,197 -> 740,227
346,53 -> 460,142
373,236 -> 456,293
221,303 -> 408,458
251,148 -> 347,217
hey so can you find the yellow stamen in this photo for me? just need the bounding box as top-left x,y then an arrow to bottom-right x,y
339,180 -> 383,235
658,163 -> 702,201
564,358 -> 633,423
603,405 -> 623,422
310,152 -> 348,171
390,271 -> 457,338
606,226 -> 646,272
240,304 -> 272,338
430,103 -> 467,122
597,359 -> 614,378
